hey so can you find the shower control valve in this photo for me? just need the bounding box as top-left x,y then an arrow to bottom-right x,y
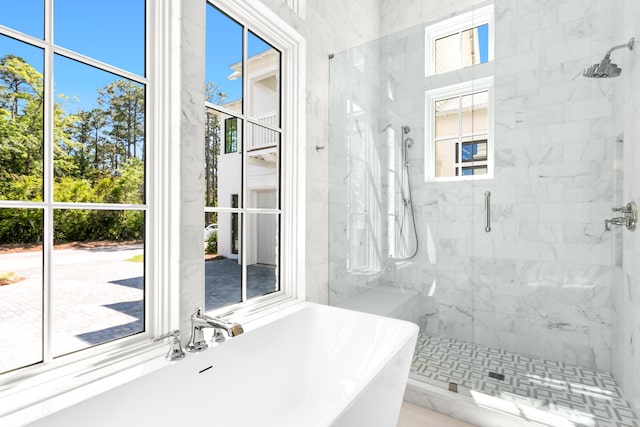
605,201 -> 637,232
612,204 -> 634,214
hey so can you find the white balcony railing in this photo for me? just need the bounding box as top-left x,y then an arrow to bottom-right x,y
247,112 -> 278,151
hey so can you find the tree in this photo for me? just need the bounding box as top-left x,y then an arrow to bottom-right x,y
204,82 -> 227,226
97,80 -> 144,171
0,54 -> 43,182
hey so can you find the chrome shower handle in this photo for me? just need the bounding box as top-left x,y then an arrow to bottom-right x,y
484,191 -> 491,233
605,201 -> 637,232
612,204 -> 634,214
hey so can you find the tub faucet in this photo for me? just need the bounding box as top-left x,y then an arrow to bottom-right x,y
153,329 -> 186,361
186,307 -> 244,352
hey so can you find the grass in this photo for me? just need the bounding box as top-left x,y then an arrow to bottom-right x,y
125,254 -> 144,263
0,272 -> 26,286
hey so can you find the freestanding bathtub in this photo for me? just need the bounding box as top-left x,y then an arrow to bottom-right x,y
22,302 -> 418,427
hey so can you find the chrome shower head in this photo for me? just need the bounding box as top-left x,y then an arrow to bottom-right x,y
583,57 -> 622,78
583,37 -> 634,78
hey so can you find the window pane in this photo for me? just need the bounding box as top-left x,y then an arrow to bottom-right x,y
247,213 -> 279,300
204,212 -> 218,252
462,24 -> 489,67
52,209 -> 144,357
53,55 -> 145,204
225,117 -> 238,153
461,166 -> 487,176
435,96 -> 459,139
0,1 -> 44,39
205,110 -> 242,208
461,91 -> 488,135
206,5 -> 242,114
435,138 -> 458,178
247,31 -> 280,125
54,0 -> 145,75
246,123 -> 279,209
460,140 -> 488,162
0,208 -> 43,373
0,36 -> 44,201
435,32 -> 460,74
205,211 -> 242,311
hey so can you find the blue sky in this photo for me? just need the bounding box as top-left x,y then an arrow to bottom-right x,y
1,1 -> 272,112
0,0 -> 144,113
478,24 -> 489,63
206,4 -> 271,103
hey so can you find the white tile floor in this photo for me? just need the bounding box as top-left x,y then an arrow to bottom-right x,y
397,402 -> 475,427
411,333 -> 639,427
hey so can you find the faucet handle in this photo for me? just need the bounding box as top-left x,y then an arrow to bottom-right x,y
154,329 -> 180,341
154,329 -> 186,361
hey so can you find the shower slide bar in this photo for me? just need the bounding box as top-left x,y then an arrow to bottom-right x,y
484,191 -> 491,232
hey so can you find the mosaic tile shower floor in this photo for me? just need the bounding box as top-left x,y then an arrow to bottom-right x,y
411,334 -> 638,427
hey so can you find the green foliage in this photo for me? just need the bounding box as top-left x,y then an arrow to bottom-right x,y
0,54 -> 146,245
0,206 -> 42,244
205,230 -> 218,254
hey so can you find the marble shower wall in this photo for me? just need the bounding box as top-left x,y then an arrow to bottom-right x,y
327,44 -> 388,305
256,0 -> 382,304
370,0 -> 618,370
611,0 -> 640,413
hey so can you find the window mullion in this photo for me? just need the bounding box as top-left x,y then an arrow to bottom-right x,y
240,25 -> 248,303
42,0 -> 54,365
457,95 -> 463,176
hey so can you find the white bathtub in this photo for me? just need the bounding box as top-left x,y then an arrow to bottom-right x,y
23,302 -> 418,427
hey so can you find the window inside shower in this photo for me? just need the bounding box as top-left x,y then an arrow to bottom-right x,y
424,4 -> 494,76
425,78 -> 494,181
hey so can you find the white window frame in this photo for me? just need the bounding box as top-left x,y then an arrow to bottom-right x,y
0,0 -> 180,417
204,0 -> 306,314
424,4 -> 494,77
424,77 -> 494,182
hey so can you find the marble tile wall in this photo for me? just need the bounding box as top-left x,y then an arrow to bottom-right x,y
611,0 -> 640,414
257,0 -> 382,304
327,42 -> 387,305
326,0 -> 620,372
380,0 -> 617,371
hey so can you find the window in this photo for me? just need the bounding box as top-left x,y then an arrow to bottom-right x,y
225,117 -> 238,153
231,194 -> 239,254
425,4 -> 494,76
424,6 -> 494,182
426,78 -> 493,181
204,3 -> 282,311
0,0 -> 147,375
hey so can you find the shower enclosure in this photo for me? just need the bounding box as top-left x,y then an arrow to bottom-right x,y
328,1 -> 640,426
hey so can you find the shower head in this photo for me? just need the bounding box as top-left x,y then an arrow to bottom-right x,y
583,37 -> 634,78
583,57 -> 622,78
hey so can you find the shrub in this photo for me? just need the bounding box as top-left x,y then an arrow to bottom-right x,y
205,230 -> 218,254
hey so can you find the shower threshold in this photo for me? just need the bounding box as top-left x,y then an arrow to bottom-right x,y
409,333 -> 638,427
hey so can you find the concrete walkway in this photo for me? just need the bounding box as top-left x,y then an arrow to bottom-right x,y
0,247 -> 276,374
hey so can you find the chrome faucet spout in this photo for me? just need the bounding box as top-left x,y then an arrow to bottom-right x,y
186,308 -> 244,352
